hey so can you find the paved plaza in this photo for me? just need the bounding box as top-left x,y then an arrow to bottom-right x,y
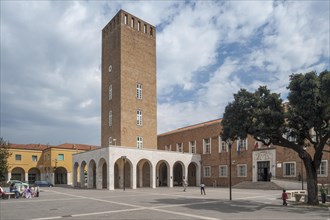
1,186 -> 329,220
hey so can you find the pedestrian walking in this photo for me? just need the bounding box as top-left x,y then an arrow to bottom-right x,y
183,179 -> 188,192
200,183 -> 206,195
281,189 -> 288,206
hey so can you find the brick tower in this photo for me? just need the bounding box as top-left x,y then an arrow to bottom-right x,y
101,10 -> 157,149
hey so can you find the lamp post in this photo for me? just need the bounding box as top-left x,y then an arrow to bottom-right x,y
226,139 -> 233,201
121,156 -> 127,191
301,147 -> 307,190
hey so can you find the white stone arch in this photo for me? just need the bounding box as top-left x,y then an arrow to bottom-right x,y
173,161 -> 185,186
88,159 -> 97,188
80,161 -> 87,188
97,157 -> 108,189
73,162 -> 79,187
156,160 -> 170,187
114,156 -> 133,190
136,159 -> 152,188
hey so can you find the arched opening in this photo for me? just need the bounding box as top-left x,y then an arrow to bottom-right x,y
80,161 -> 87,188
88,160 -> 97,188
173,162 -> 184,186
73,162 -> 79,187
98,158 -> 107,189
11,167 -> 25,182
188,163 -> 197,186
156,161 -> 169,187
28,167 -> 40,184
114,162 -> 119,189
137,159 -> 151,188
114,157 -> 132,189
54,167 -> 67,184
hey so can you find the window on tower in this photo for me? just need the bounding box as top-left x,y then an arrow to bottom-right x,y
137,110 -> 142,126
131,18 -> 134,28
138,21 -> 141,31
136,83 -> 142,99
144,24 -> 147,34
109,111 -> 112,127
124,14 -> 128,24
109,84 -> 112,100
137,136 -> 143,149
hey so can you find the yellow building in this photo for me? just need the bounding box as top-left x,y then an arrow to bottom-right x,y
6,143 -> 96,185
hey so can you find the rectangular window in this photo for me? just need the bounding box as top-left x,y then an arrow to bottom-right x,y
283,162 -> 296,177
136,83 -> 142,99
32,155 -> 38,162
137,110 -> 142,126
165,145 -> 171,151
138,21 -> 141,31
219,165 -> 227,177
176,143 -> 183,152
131,18 -> 134,28
109,84 -> 112,100
109,111 -> 112,127
203,166 -> 211,177
144,24 -> 147,33
203,138 -> 211,154
219,137 -> 228,153
237,164 -> 247,177
137,136 -> 143,149
189,140 -> 196,154
58,154 -> 64,161
109,137 -> 112,146
237,138 -> 248,152
124,14 -> 128,24
317,160 -> 328,177
150,27 -> 153,36
15,154 -> 22,161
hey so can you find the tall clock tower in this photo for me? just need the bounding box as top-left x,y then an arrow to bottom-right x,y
101,10 -> 157,149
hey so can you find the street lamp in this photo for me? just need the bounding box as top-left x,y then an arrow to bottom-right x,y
226,140 -> 233,201
301,147 -> 307,190
121,156 -> 127,191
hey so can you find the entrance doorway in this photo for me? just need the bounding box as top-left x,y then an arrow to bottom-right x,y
257,161 -> 270,181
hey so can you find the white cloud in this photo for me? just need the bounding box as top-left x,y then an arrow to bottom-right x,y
1,1 -> 329,144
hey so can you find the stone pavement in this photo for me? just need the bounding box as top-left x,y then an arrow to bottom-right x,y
1,186 -> 329,220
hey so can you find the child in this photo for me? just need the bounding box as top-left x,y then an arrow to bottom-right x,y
282,189 -> 288,206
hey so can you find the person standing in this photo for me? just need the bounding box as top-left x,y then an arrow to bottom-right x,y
200,183 -> 206,195
320,184 -> 328,204
282,189 -> 288,206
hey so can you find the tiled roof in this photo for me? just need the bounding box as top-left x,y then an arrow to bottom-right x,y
158,118 -> 222,136
8,143 -> 98,151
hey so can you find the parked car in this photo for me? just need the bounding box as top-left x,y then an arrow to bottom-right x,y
34,181 -> 53,187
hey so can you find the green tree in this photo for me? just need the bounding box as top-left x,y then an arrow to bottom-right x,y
221,70 -> 330,205
0,138 -> 12,181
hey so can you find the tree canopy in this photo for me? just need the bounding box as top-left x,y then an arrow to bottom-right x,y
221,70 -> 330,205
0,137 -> 12,181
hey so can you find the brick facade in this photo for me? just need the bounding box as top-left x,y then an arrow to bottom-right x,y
101,10 -> 157,149
158,119 -> 330,186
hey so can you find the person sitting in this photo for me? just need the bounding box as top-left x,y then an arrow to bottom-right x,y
24,186 -> 32,199
10,183 -> 20,199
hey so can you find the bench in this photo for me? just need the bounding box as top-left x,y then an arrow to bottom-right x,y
294,193 -> 307,202
1,192 -> 16,199
286,190 -> 307,201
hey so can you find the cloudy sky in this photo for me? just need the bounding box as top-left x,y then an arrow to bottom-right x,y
1,1 -> 329,146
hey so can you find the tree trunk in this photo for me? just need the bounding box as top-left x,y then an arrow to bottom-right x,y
304,158 -> 319,205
